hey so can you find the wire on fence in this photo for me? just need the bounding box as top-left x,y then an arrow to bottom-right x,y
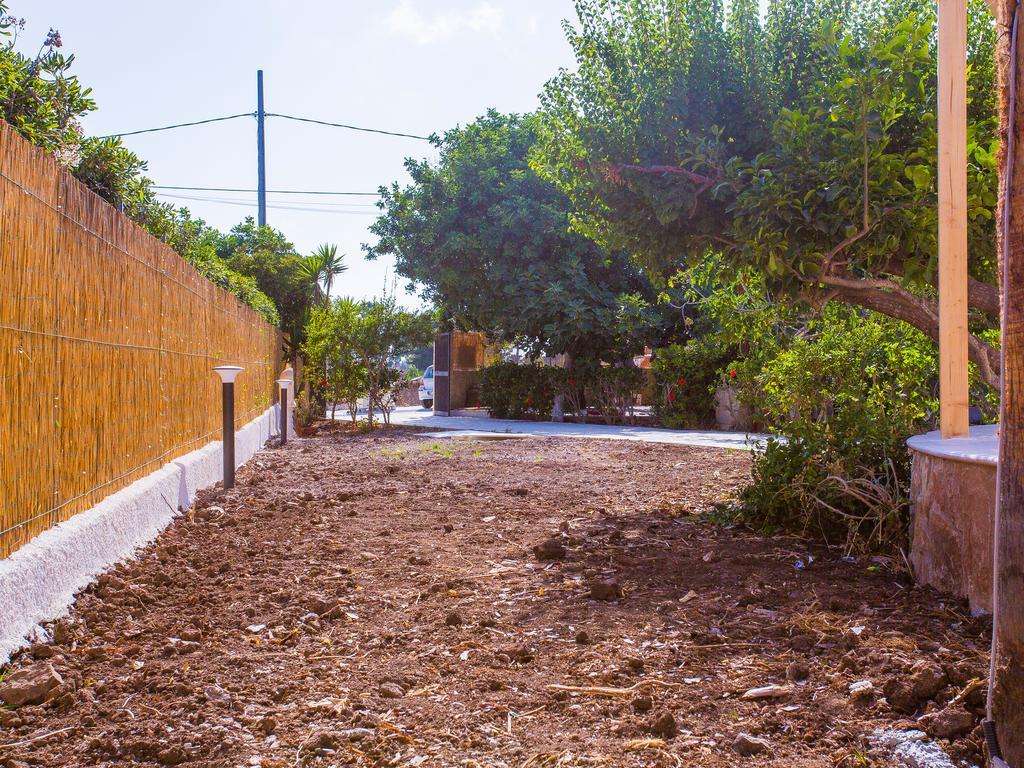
0,121 -> 285,558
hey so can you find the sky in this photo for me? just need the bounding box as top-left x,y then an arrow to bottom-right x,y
14,1 -> 581,307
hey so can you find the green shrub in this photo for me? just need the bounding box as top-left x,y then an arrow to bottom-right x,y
186,253 -> 281,325
737,308 -> 938,552
480,361 -> 556,420
652,342 -> 731,429
548,362 -> 646,425
550,364 -> 593,422
586,365 -> 645,425
294,389 -> 317,429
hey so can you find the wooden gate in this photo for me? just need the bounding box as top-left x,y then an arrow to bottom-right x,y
433,333 -> 451,415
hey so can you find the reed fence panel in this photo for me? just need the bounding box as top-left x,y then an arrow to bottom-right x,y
0,121 -> 284,558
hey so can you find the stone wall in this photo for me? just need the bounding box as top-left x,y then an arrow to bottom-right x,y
909,450 -> 996,613
0,404 -> 288,662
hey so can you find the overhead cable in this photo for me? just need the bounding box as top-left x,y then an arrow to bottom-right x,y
151,185 -> 381,196
264,112 -> 432,141
100,113 -> 254,138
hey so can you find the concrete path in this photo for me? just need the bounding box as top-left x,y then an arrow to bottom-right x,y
356,406 -> 770,451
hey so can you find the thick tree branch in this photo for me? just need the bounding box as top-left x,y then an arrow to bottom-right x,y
808,274 -> 1001,389
966,276 -> 1002,317
882,262 -> 1001,318
610,162 -> 719,188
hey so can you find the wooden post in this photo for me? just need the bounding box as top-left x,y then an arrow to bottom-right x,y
938,0 -> 970,438
994,0 -> 1024,760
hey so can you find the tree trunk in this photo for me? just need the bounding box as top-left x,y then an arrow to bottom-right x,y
552,353 -> 572,423
993,0 -> 1024,761
552,393 -> 565,422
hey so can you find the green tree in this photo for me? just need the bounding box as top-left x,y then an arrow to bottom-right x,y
532,0 -> 1001,386
303,293 -> 433,429
158,209 -> 281,324
217,218 -> 313,350
0,5 -> 93,159
303,300 -> 366,422
406,344 -> 434,372
298,243 -> 347,306
366,110 -> 650,364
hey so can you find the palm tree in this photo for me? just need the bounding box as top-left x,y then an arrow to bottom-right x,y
299,243 -> 347,306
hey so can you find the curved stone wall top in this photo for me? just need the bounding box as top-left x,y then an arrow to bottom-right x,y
907,423 -> 999,466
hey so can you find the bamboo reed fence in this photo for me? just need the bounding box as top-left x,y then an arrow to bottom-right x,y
0,121 -> 285,559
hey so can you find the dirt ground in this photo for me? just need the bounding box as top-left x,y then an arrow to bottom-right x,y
0,426 -> 991,767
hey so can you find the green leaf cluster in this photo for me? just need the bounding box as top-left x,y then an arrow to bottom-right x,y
0,6 -> 93,158
651,342 -> 731,429
532,0 -> 998,309
738,305 -> 939,551
366,110 -> 650,362
302,293 -> 434,429
480,361 -> 558,420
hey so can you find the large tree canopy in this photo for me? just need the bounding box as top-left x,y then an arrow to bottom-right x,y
217,218 -> 313,348
365,110 -> 651,361
532,0 -> 1000,384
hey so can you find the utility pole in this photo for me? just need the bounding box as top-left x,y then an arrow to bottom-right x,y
256,69 -> 267,227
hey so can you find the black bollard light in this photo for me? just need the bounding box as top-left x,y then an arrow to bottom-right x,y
277,378 -> 290,445
213,366 -> 244,489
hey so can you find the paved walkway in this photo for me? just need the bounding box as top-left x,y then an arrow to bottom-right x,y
354,406 -> 769,451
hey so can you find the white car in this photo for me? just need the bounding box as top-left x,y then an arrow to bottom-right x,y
418,365 -> 434,409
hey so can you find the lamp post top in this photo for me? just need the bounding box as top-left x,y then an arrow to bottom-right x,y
213,366 -> 244,383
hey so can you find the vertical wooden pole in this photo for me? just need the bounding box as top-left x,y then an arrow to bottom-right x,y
938,0 -> 970,438
994,0 -> 1024,759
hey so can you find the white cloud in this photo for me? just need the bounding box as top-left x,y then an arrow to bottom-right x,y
386,0 -> 505,45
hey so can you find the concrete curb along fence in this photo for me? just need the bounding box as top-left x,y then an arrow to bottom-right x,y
0,403 -> 292,663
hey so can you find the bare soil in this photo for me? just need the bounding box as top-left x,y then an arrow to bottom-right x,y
0,426 -> 991,767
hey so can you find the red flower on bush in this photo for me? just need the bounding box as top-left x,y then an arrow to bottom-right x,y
730,369 -> 737,379
677,376 -> 686,387
668,390 -> 677,403
321,378 -> 328,387
526,397 -> 533,406
568,378 -> 577,387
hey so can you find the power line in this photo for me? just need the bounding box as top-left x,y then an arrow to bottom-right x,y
151,185 -> 382,196
155,192 -> 379,215
160,196 -> 378,211
97,72 -> 427,227
99,113 -> 255,138
102,112 -> 432,142
264,112 -> 432,141
155,191 -> 379,207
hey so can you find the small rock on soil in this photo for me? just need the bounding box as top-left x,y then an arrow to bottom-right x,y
0,663 -> 62,707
